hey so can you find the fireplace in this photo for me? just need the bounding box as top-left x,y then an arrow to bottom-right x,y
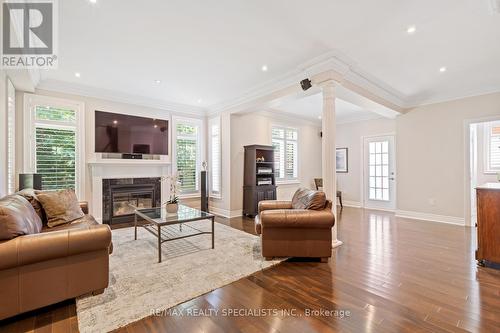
102,178 -> 161,225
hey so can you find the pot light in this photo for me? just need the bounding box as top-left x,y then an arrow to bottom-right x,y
261,65 -> 268,72
197,99 -> 202,104
155,80 -> 161,84
439,66 -> 447,73
407,25 -> 416,34
74,72 -> 81,78
113,120 -> 118,124
89,0 -> 97,3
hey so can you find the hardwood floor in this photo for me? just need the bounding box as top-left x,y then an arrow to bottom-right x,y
1,207 -> 500,333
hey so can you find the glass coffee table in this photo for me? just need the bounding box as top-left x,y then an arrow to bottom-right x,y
132,204 -> 215,263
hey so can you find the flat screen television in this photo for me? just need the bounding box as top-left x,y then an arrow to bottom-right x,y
95,111 -> 168,155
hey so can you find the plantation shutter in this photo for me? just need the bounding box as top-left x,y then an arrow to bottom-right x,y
272,126 -> 298,181
36,127 -> 76,190
210,119 -> 221,195
7,81 -> 15,194
34,106 -> 78,191
176,123 -> 199,193
489,123 -> 500,170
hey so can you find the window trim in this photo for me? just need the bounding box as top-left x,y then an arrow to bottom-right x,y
271,124 -> 299,183
172,116 -> 204,197
7,78 -> 15,194
208,116 -> 222,199
484,120 -> 500,174
23,93 -> 85,199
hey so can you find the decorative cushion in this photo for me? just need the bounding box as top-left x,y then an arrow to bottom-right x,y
0,195 -> 43,240
291,187 -> 327,210
36,189 -> 84,228
17,188 -> 47,224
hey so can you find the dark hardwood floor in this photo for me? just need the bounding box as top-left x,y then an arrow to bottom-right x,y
2,207 -> 500,333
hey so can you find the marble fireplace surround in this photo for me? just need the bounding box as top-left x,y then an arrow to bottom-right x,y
88,160 -> 170,223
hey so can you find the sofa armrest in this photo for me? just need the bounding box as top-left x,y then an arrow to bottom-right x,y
0,224 -> 111,270
79,201 -> 89,214
260,209 -> 334,229
258,200 -> 293,213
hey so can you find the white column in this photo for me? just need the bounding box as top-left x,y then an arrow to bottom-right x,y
321,80 -> 342,248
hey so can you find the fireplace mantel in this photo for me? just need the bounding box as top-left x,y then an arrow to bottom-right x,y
88,161 -> 170,222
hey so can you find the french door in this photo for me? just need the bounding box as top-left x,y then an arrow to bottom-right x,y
363,135 -> 396,211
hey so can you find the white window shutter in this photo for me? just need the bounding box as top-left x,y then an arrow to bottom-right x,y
209,117 -> 221,196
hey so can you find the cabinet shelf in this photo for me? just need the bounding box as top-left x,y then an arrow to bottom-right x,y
243,145 -> 277,217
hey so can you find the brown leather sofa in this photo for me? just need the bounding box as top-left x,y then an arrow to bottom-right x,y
254,188 -> 335,262
0,192 -> 112,320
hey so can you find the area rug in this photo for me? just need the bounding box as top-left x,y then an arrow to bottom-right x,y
76,221 -> 283,333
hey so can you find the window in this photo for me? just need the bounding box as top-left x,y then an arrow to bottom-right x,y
7,79 -> 15,194
368,141 -> 390,201
209,117 -> 221,197
174,118 -> 202,194
25,94 -> 84,197
272,126 -> 298,181
486,121 -> 500,172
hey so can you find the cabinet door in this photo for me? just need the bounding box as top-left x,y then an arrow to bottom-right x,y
265,189 -> 276,200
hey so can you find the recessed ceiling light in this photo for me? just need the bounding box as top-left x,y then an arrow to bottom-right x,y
155,80 -> 161,84
113,120 -> 118,124
197,99 -> 202,104
407,25 -> 416,34
439,66 -> 447,73
89,0 -> 97,3
261,65 -> 268,72
74,72 -> 81,78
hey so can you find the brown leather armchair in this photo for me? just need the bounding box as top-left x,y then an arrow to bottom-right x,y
254,197 -> 335,262
0,194 -> 112,320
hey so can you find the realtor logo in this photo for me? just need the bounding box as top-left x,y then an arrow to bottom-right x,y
1,0 -> 58,68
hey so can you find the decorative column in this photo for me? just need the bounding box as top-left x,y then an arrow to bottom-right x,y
321,80 -> 343,248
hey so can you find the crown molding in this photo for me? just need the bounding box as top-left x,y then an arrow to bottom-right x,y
208,50 -> 408,115
404,86 -> 500,109
36,79 -> 208,117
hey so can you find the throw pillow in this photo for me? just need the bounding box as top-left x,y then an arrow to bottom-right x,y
291,187 -> 326,210
36,189 -> 84,228
0,195 -> 43,240
17,188 -> 47,224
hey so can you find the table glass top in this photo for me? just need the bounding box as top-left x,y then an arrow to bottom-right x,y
133,204 -> 213,225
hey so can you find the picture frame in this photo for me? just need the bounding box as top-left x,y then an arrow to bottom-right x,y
336,148 -> 348,173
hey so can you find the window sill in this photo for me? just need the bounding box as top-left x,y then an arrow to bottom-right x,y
484,170 -> 500,175
179,192 -> 200,199
210,194 -> 222,200
276,180 -> 300,186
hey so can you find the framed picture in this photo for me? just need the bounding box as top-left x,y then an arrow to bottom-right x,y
336,148 -> 348,173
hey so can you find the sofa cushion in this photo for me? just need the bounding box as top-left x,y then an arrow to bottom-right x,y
17,188 -> 47,225
0,195 -> 43,240
291,188 -> 326,210
42,214 -> 98,233
36,189 -> 85,228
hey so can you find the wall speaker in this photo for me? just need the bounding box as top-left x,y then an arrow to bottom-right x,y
19,174 -> 42,190
200,170 -> 209,212
300,78 -> 312,91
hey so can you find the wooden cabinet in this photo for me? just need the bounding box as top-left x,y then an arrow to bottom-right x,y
243,145 -> 277,217
476,183 -> 500,266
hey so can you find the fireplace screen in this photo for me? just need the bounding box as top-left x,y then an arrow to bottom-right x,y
112,192 -> 153,217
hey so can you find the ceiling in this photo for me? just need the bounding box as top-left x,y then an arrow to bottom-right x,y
275,94 -> 382,124
39,0 -> 500,111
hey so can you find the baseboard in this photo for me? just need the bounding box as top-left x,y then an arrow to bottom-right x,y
208,206 -> 242,218
395,210 -> 465,226
341,200 -> 362,208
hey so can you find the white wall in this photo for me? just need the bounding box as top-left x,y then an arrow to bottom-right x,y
397,92 -> 500,223
15,89 -> 205,208
336,118 -> 396,206
230,111 -> 322,213
0,70 -> 7,197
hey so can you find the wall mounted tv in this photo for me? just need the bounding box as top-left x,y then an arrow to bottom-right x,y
95,111 -> 168,155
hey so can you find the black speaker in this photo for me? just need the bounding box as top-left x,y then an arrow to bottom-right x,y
300,78 -> 312,91
201,170 -> 209,212
19,173 -> 42,190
